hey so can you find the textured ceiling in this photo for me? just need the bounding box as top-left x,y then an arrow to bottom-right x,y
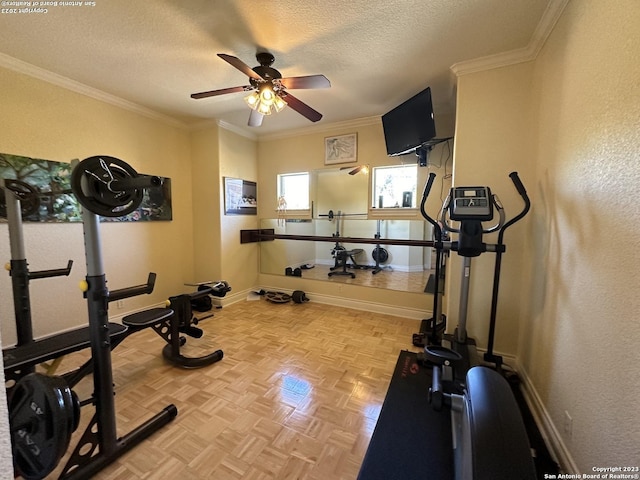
0,0 -> 552,136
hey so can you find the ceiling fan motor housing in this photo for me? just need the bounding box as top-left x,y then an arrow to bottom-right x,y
251,52 -> 282,86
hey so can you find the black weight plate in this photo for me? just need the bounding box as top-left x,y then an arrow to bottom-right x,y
265,291 -> 291,303
71,156 -> 143,217
372,246 -> 389,263
9,373 -> 79,480
0,179 -> 40,218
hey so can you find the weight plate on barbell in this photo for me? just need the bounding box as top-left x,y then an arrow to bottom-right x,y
9,373 -> 80,480
372,246 -> 389,263
71,155 -> 143,217
0,179 -> 40,219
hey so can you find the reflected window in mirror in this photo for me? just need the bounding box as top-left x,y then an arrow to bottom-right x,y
277,172 -> 310,210
372,164 -> 418,209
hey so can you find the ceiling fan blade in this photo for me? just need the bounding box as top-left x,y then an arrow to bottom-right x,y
280,75 -> 331,90
248,109 -> 264,127
218,53 -> 264,80
191,85 -> 252,99
340,165 -> 364,175
281,92 -> 323,122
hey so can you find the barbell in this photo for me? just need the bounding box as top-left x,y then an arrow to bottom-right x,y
71,155 -> 162,217
1,156 -> 161,219
0,179 -> 40,218
318,210 -> 368,220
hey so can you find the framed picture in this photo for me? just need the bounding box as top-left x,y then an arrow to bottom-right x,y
325,133 -> 357,165
224,177 -> 257,215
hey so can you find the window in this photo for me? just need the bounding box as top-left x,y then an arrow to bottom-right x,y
372,164 -> 418,209
277,172 -> 310,210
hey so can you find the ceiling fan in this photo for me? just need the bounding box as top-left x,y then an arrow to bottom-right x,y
191,52 -> 331,127
341,165 -> 369,175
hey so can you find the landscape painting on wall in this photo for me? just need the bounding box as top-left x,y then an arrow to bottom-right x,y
0,153 -> 172,222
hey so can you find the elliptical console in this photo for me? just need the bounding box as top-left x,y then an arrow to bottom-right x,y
449,186 -> 493,221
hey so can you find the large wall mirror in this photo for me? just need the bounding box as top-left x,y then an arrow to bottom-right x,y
261,167 -> 434,293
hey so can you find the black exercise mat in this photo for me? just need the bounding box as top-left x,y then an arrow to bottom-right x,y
357,350 -> 453,480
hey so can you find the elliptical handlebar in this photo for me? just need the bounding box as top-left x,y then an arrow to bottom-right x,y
509,171 -> 528,197
420,173 -> 442,241
500,172 -> 531,243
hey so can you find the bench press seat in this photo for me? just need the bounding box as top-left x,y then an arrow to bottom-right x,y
122,307 -> 174,330
3,322 -> 128,372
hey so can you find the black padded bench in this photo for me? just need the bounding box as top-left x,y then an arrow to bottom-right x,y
3,323 -> 128,388
4,309 -> 174,390
122,307 -> 174,331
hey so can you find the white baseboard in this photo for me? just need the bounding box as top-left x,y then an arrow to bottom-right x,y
309,293 -> 427,320
515,361 -> 579,474
257,284 -> 428,321
219,287 -> 260,307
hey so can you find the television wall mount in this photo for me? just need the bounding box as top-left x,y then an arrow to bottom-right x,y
416,137 -> 453,166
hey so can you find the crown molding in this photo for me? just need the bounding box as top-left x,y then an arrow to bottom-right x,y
217,120 -> 259,140
188,119 -> 259,141
450,0 -> 570,77
259,115 -> 381,141
0,52 -> 188,129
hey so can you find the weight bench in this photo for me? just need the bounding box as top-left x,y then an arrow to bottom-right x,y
329,248 -> 364,278
123,301 -> 224,369
3,323 -> 129,390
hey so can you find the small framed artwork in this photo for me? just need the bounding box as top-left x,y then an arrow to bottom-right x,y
224,177 -> 257,215
325,133 -> 357,165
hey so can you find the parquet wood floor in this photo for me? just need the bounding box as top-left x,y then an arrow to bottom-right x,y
47,300 -> 423,479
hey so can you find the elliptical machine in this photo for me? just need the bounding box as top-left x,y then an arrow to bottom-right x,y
418,171 -> 530,386
420,172 -> 535,480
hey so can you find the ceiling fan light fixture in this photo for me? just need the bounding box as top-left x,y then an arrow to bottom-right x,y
244,91 -> 260,110
273,94 -> 287,112
257,101 -> 272,115
259,84 -> 276,106
192,53 -> 328,125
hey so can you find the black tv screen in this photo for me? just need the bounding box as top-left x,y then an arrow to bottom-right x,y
382,87 -> 436,156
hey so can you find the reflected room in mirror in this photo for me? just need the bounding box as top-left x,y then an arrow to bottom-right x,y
261,167 -> 435,294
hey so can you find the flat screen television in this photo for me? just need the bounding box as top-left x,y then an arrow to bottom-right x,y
381,86 -> 436,156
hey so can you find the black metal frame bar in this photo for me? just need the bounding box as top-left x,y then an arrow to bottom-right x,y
240,228 -> 436,247
56,162 -> 177,479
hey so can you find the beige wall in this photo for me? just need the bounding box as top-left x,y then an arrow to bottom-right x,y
450,60 -> 535,353
190,125 -> 222,282
453,0 -> 640,473
0,67 -> 195,342
219,127 -> 260,293
523,0 -> 640,471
